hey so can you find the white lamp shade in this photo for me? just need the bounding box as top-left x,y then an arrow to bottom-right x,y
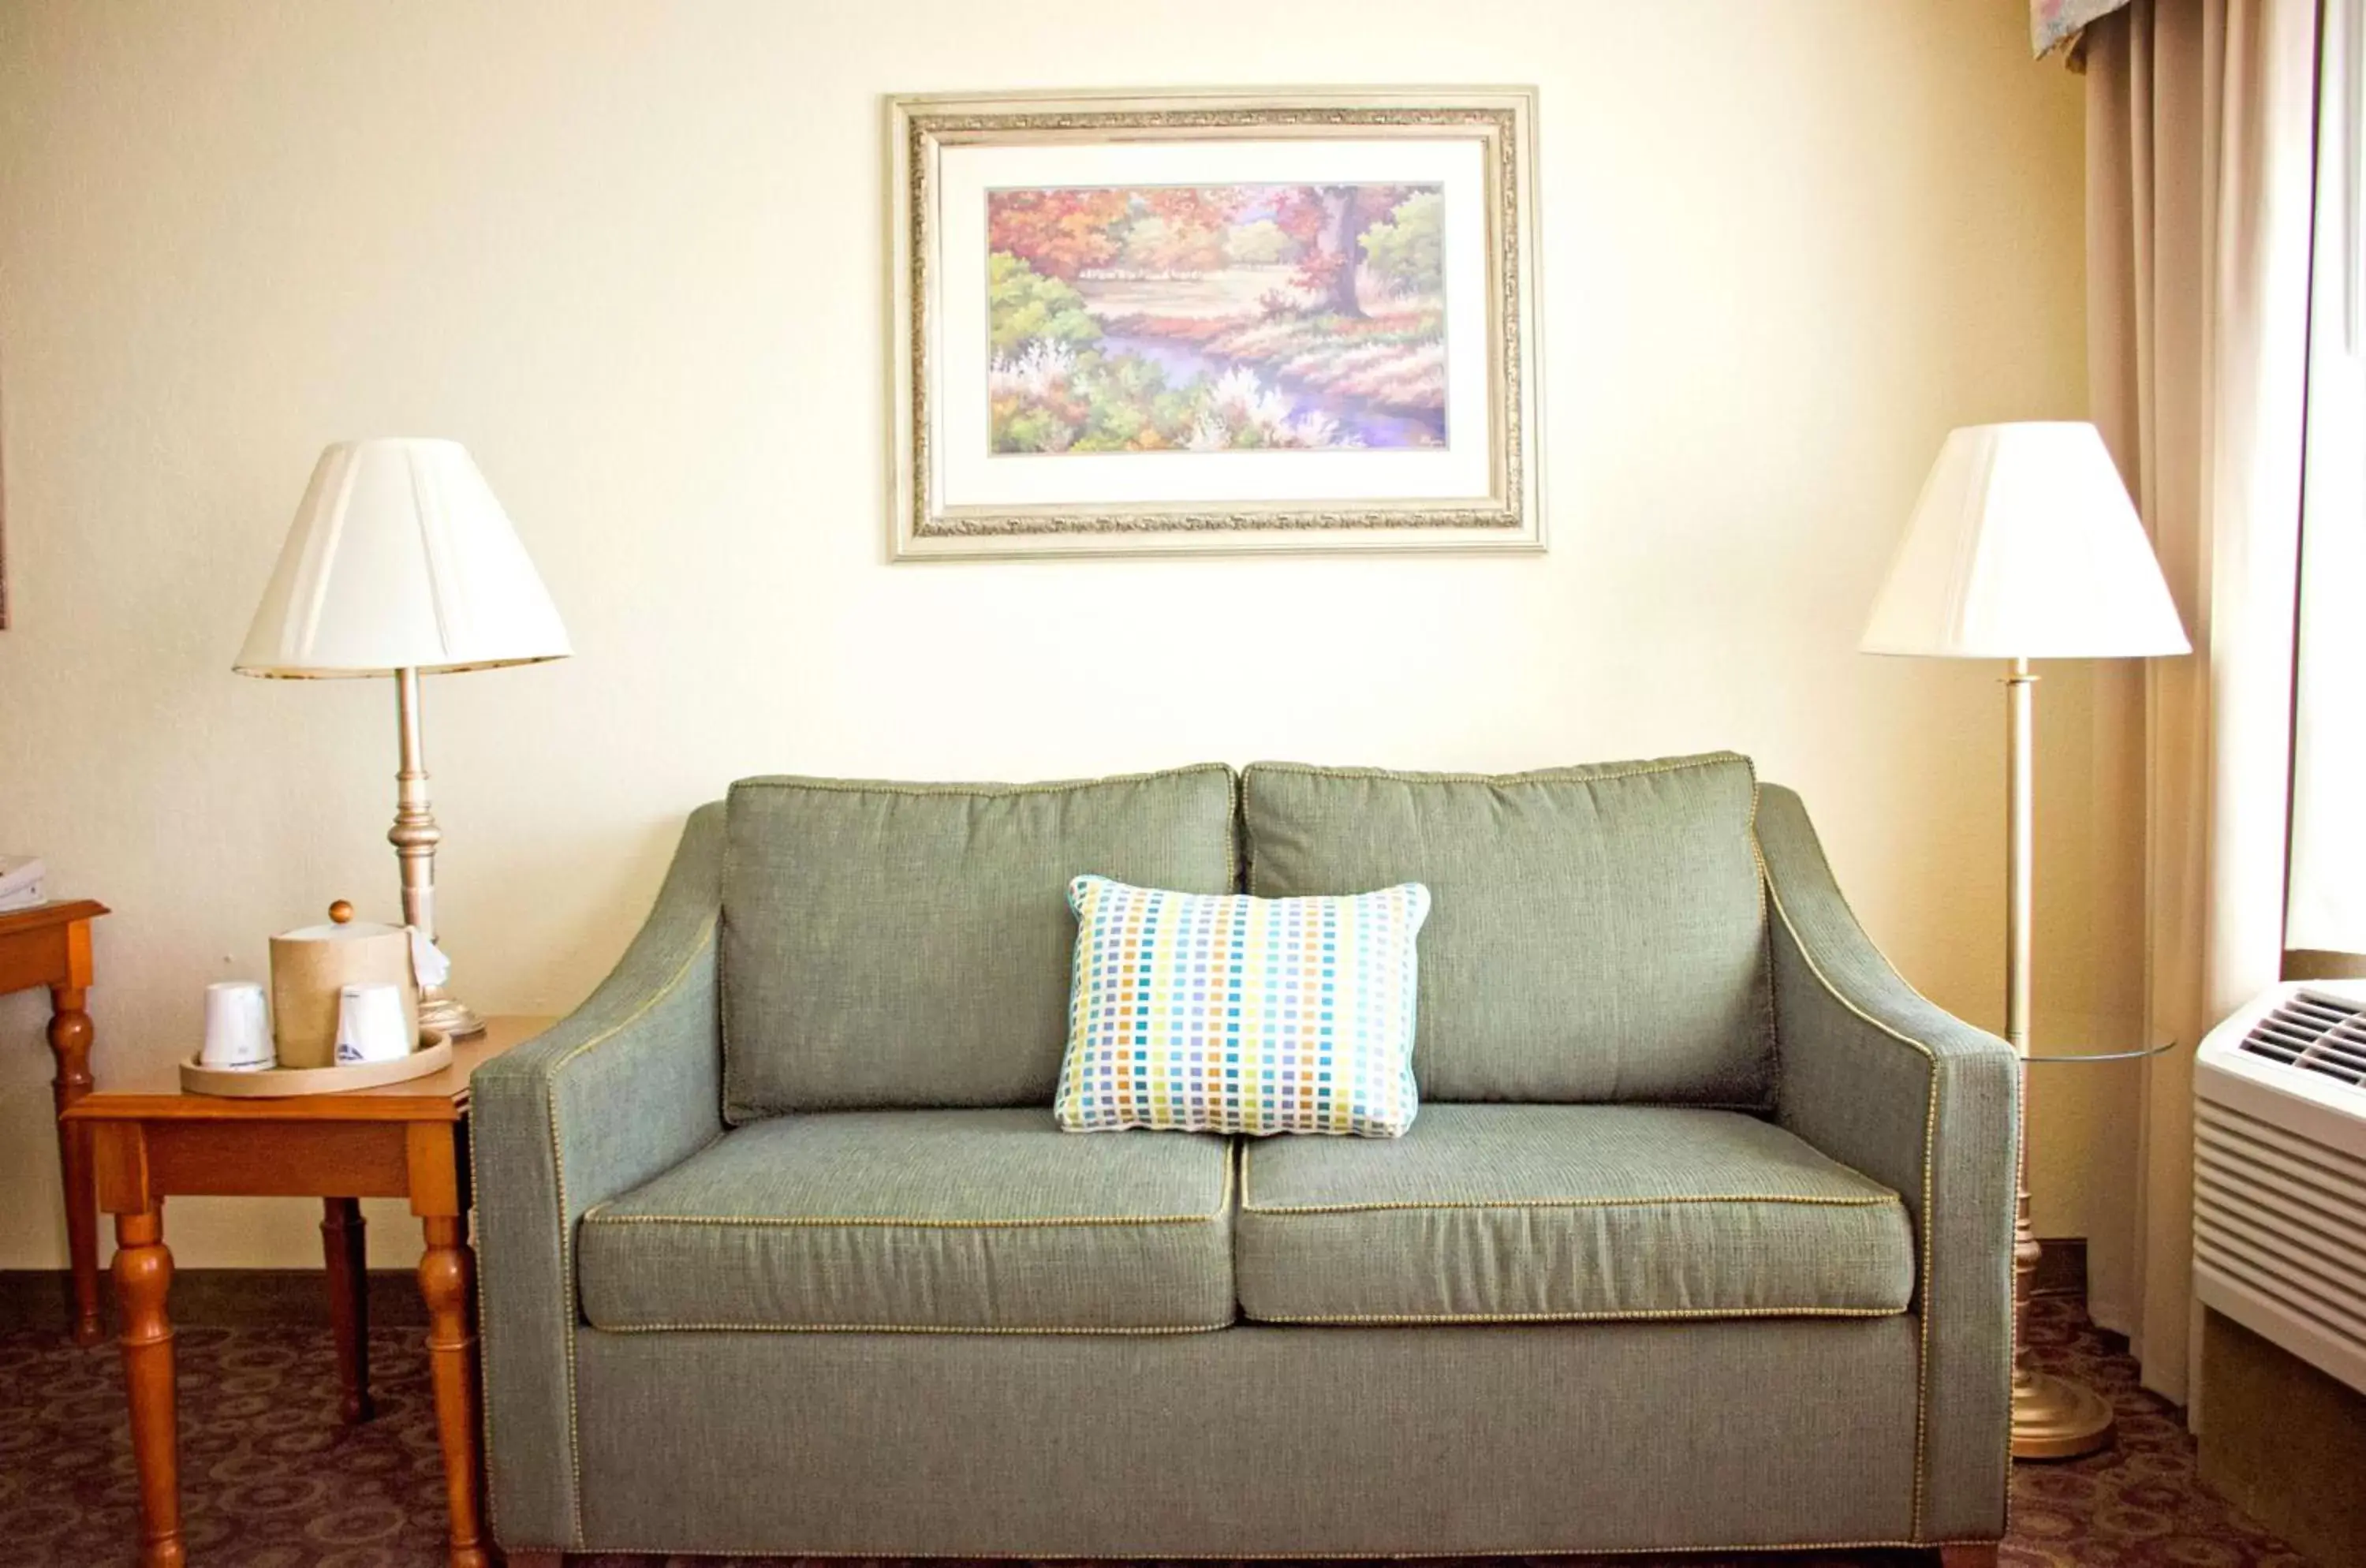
1860,422 -> 2191,659
235,439 -> 572,678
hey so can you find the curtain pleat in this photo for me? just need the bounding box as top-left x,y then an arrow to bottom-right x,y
2287,0 -> 2366,961
2082,0 -> 2312,1406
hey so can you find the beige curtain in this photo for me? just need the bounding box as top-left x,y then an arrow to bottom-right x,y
2287,0 -> 2366,961
2084,0 -> 2314,1405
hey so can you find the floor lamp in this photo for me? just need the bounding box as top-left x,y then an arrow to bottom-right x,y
1860,421 -> 2190,1460
234,439 -> 572,1039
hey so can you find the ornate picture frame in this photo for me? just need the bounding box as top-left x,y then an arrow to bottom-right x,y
888,88 -> 1543,559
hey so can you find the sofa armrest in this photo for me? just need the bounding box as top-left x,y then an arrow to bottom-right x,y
1753,783 -> 2016,1545
471,801 -> 726,1553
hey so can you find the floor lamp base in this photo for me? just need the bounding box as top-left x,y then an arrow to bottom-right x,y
1999,662 -> 2114,1465
2013,1369 -> 2115,1459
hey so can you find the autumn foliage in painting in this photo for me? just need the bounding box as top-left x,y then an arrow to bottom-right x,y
985,183 -> 1446,454
986,189 -> 1135,280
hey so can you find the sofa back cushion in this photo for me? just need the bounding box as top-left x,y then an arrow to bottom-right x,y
1240,753 -> 1773,1104
722,765 -> 1237,1119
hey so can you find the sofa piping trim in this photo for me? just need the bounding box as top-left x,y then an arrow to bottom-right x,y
1752,835 -> 1945,1543
1239,1193 -> 1901,1214
583,1136 -> 1236,1229
468,1063 -> 501,1544
507,1536 -> 1991,1559
589,1317 -> 1237,1335
1242,1303 -> 1903,1325
544,913 -> 719,1551
718,793 -> 744,1132
1748,775 -> 1782,1098
1230,763 -> 1250,892
1237,1149 -> 1903,1215
585,1208 -> 1225,1229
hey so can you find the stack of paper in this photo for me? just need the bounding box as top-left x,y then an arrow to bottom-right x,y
0,857 -> 47,913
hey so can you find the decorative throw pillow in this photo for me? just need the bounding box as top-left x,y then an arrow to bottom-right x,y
1055,873 -> 1432,1137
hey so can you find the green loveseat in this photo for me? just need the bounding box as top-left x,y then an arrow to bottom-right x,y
474,754 -> 2016,1562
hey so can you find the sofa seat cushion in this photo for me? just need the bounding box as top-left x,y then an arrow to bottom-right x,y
1235,1104 -> 1914,1323
578,1109 -> 1236,1333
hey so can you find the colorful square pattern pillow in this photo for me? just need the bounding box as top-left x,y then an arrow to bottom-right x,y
1055,873 -> 1432,1137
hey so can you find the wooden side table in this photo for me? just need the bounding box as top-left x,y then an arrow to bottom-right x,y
64,1014 -> 552,1568
1,897 -> 111,1345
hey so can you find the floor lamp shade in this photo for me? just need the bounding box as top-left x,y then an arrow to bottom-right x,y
234,439 -> 571,678
1860,422 -> 2190,660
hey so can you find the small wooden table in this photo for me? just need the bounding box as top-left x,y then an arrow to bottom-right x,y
1,897 -> 110,1346
64,1014 -> 552,1568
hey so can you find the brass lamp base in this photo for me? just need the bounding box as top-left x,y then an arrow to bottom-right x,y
417,990 -> 486,1042
389,670 -> 486,1044
2013,1369 -> 2116,1459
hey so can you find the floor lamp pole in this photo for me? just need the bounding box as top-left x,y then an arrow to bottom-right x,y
392,667 -> 485,1041
2006,657 -> 2114,1458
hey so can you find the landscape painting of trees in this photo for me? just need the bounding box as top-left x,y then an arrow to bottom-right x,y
985,183 -> 1447,455
890,90 -> 1539,558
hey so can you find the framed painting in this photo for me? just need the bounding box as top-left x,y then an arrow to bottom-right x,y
888,87 -> 1542,559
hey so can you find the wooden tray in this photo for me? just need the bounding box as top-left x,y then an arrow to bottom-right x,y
179,1032 -> 452,1097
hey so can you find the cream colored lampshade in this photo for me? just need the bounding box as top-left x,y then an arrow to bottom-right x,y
1860,421 -> 2191,659
234,439 -> 571,678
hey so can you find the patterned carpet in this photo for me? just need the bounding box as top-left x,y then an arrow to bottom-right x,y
0,1295 -> 2317,1567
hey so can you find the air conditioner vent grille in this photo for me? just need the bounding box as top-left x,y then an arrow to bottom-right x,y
2237,991 -> 2366,1091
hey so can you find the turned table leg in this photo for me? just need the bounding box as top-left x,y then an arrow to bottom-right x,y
321,1197 -> 374,1424
420,1214 -> 491,1568
114,1205 -> 185,1568
49,981 -> 103,1346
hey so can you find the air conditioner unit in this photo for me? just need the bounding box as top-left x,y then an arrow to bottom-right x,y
2194,977 -> 2366,1394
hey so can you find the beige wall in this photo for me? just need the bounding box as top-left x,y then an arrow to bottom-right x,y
0,0 -> 2130,1274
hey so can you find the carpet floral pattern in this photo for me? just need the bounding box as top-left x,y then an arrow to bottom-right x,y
0,1296 -> 2316,1567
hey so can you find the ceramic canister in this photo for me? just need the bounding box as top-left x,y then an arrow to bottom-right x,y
268,906 -> 420,1069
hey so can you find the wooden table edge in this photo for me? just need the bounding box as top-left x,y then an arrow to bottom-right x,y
62,1016 -> 556,1123
0,898 -> 110,937
65,1090 -> 476,1123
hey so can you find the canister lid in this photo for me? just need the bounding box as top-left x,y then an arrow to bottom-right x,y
275,922 -> 406,943
274,901 -> 405,943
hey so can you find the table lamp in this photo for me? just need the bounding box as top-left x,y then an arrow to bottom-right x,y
1861,420 -> 2189,1458
234,439 -> 571,1039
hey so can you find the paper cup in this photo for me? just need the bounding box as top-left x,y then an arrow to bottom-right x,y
201,981 -> 274,1071
335,983 -> 414,1065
